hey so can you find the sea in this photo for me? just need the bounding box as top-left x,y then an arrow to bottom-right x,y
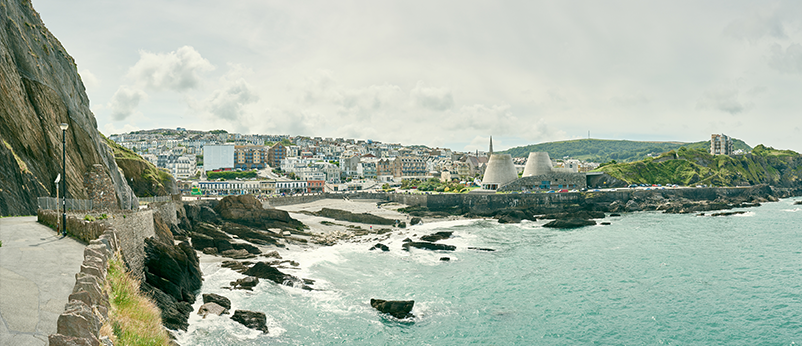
176,197 -> 802,345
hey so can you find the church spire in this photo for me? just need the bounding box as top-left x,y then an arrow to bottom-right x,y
488,136 -> 493,157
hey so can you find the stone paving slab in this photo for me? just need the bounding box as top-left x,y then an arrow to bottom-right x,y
0,216 -> 86,346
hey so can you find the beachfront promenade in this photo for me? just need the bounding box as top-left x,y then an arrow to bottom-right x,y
0,217 -> 85,346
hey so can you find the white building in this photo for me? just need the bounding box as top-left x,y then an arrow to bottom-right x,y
203,145 -> 235,171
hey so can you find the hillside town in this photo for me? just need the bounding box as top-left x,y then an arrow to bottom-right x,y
109,129 -> 603,196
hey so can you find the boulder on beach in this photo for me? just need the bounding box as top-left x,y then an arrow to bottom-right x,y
402,242 -> 456,251
231,310 -> 269,333
370,299 -> 414,319
198,302 -> 228,318
410,217 -> 422,225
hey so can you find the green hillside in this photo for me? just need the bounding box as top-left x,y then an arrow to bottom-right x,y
595,145 -> 802,187
503,138 -> 751,163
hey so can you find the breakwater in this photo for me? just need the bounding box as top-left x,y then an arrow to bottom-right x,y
263,185 -> 797,215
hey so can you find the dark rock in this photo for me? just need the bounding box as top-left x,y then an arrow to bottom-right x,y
222,223 -> 283,247
243,262 -> 292,284
220,249 -> 256,259
402,238 -> 412,243
141,237 -> 202,331
198,302 -> 228,318
795,200 -> 802,205
221,260 -> 251,273
402,242 -> 456,251
609,213 -> 622,217
542,219 -> 597,229
709,211 -> 746,217
232,242 -> 262,255
369,243 -> 390,251
420,231 -> 453,242
215,195 -> 305,230
600,222 -> 611,225
231,310 -> 269,333
314,208 -> 398,226
193,222 -> 231,240
410,217 -> 422,225
202,247 -> 218,255
467,247 -> 496,252
263,250 -> 282,259
370,298 -> 414,319
230,277 -> 259,290
440,257 -> 450,261
199,206 -> 222,224
203,293 -> 232,310
141,282 -> 194,331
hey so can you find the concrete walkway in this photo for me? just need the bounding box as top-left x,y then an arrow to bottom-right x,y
0,216 -> 85,346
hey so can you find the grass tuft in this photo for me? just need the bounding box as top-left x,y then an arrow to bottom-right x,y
106,253 -> 171,346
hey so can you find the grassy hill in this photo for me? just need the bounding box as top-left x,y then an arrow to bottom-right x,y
503,138 -> 752,163
595,145 -> 802,187
103,135 -> 176,197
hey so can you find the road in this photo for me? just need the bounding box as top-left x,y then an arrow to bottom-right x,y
0,216 -> 85,346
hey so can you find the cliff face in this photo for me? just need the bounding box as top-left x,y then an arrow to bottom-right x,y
0,0 -> 137,215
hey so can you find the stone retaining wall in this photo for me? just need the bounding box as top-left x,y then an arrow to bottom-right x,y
37,209 -> 155,280
48,229 -> 119,346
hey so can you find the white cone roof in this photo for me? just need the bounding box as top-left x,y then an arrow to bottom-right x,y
481,154 -> 518,187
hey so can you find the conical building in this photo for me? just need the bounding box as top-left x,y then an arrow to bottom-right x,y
522,152 -> 553,177
481,154 -> 518,190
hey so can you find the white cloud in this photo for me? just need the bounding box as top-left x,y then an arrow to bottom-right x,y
79,69 -> 100,88
127,46 -> 214,91
768,43 -> 802,74
205,78 -> 259,122
696,87 -> 749,115
410,81 -> 454,111
108,85 -> 147,121
723,10 -> 786,43
102,123 -> 139,136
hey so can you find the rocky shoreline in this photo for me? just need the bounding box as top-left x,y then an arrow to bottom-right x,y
162,186 -> 799,339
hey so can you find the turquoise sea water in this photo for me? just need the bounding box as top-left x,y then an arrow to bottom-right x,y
178,197 -> 802,345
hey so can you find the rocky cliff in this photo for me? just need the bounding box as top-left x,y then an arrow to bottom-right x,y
0,0 -> 137,215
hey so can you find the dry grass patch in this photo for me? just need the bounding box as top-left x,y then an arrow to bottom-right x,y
106,253 -> 171,346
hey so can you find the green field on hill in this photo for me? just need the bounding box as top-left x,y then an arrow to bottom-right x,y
503,138 -> 752,163
595,145 -> 801,187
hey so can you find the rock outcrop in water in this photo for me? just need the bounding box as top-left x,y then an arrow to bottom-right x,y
370,299 -> 414,319
0,0 -> 138,215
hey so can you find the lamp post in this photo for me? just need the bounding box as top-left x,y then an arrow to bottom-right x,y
60,122 -> 68,237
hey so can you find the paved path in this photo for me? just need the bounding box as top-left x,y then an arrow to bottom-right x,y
0,216 -> 85,346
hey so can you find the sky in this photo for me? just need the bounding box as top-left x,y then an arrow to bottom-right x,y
32,0 -> 802,153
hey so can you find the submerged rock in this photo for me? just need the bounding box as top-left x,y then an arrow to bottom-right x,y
369,243 -> 390,252
467,247 -> 496,252
402,242 -> 456,251
542,219 -> 597,229
230,277 -> 259,290
231,310 -> 269,333
370,299 -> 414,319
440,257 -> 450,261
420,231 -> 454,242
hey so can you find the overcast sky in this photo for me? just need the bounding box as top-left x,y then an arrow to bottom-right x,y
33,1 -> 802,153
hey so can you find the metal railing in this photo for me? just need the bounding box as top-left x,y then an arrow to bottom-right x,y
38,197 -> 94,211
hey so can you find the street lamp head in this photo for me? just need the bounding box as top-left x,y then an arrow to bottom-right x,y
60,123 -> 69,131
